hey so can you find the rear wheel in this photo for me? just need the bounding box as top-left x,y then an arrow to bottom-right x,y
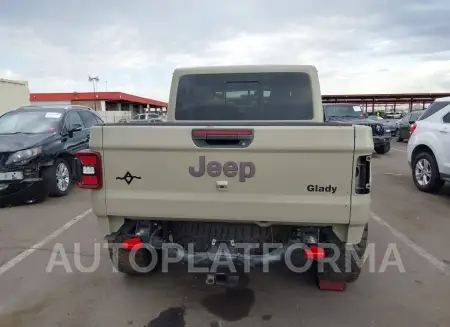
318,224 -> 368,283
412,152 -> 445,193
108,235 -> 161,275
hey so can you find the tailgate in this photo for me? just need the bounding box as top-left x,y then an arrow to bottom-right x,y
99,124 -> 356,224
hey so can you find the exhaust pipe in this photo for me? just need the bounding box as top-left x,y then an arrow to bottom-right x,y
205,274 -> 216,285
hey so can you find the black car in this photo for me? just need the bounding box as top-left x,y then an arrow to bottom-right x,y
366,115 -> 400,137
0,105 -> 104,206
396,111 -> 423,142
323,104 -> 391,154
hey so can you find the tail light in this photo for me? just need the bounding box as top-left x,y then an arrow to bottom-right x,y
75,150 -> 103,189
355,155 -> 371,194
122,237 -> 142,250
304,245 -> 325,259
409,123 -> 417,136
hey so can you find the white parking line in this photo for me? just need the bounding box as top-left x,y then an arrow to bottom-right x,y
0,208 -> 92,277
391,148 -> 406,152
371,212 -> 450,276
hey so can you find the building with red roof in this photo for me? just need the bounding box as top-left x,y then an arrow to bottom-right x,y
30,91 -> 167,113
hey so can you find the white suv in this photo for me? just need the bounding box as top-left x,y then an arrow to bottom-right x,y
407,97 -> 450,193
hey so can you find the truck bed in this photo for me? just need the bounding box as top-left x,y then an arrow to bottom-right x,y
89,122 -> 372,226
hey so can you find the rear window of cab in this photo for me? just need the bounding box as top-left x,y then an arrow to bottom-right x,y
175,72 -> 314,120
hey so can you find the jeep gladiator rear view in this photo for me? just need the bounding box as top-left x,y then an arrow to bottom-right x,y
75,65 -> 373,289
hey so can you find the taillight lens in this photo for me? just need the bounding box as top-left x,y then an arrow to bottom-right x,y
122,237 -> 143,250
75,150 -> 102,189
355,155 -> 371,194
410,123 -> 417,135
304,245 -> 325,260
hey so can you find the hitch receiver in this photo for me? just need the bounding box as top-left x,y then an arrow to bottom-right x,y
204,273 -> 240,288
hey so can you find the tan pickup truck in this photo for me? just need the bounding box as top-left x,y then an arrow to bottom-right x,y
75,65 -> 373,288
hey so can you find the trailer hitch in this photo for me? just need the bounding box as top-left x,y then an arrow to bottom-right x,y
205,273 -> 240,288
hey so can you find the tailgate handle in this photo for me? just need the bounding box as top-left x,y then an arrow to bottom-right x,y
192,129 -> 254,148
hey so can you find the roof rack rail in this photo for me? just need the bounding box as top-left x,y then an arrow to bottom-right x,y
64,105 -> 92,110
16,105 -> 43,110
64,105 -> 95,111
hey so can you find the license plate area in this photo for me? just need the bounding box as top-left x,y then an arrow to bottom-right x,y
0,171 -> 24,181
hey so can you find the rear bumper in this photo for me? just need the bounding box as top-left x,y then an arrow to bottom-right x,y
97,192 -> 371,244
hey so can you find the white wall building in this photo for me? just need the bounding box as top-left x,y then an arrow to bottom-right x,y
0,78 -> 30,115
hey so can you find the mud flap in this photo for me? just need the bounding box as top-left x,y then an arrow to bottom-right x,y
317,278 -> 346,291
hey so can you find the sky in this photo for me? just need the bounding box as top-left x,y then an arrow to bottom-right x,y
1,0 -> 450,102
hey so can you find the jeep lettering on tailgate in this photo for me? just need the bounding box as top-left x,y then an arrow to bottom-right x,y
189,156 -> 256,182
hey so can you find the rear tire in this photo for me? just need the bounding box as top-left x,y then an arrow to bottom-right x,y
108,236 -> 161,275
411,152 -> 445,193
318,224 -> 368,283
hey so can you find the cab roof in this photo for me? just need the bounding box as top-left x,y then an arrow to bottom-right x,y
173,64 -> 318,75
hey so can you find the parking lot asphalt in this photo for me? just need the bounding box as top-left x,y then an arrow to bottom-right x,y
1,141 -> 450,327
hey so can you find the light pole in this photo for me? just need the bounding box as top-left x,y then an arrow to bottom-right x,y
88,75 -> 100,110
